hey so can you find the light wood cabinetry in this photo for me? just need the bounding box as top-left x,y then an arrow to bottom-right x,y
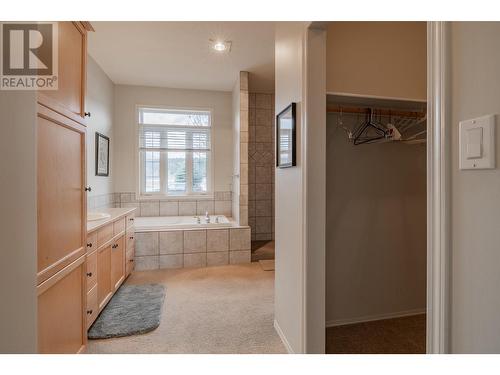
86,210 -> 135,328
36,21 -> 91,354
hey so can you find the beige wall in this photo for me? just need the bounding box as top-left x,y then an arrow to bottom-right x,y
274,21 -> 306,353
0,91 -> 37,353
326,22 -> 427,100
86,55 -> 115,199
113,84 -> 233,194
450,22 -> 500,353
326,115 -> 427,324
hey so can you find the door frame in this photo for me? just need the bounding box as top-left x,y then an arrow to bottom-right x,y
426,21 -> 450,354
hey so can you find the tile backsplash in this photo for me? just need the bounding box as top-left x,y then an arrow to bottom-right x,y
115,191 -> 233,217
87,193 -> 120,210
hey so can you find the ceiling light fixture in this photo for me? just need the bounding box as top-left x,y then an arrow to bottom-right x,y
210,39 -> 232,53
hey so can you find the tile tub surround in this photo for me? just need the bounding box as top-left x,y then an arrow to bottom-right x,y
115,191 -> 233,218
134,227 -> 251,271
248,92 -> 275,241
87,192 -> 120,210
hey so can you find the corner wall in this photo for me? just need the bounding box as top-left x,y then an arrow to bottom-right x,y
0,91 -> 37,353
450,22 -> 500,353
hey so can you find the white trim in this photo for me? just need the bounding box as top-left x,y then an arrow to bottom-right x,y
326,309 -> 426,328
326,91 -> 427,104
426,21 -> 450,354
274,320 -> 294,354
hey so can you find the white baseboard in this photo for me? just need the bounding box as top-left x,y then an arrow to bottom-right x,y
273,319 -> 294,354
326,308 -> 426,328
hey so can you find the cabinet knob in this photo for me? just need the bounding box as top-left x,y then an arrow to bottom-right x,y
84,112 -> 91,117
86,272 -> 92,277
112,244 -> 118,249
87,309 -> 93,315
130,259 -> 134,262
85,186 -> 92,192
87,243 -> 92,248
129,217 -> 134,221
129,236 -> 134,240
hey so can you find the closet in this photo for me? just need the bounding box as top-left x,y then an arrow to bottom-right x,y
37,21 -> 92,354
325,21 -> 427,354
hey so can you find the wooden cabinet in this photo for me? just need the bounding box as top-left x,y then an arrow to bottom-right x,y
97,244 -> 112,310
37,256 -> 86,354
86,212 -> 135,328
40,22 -> 87,119
111,236 -> 125,291
36,20 -> 92,354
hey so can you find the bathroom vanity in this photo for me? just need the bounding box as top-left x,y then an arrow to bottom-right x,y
86,208 -> 136,328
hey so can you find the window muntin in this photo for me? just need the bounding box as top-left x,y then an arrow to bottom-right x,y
138,107 -> 212,197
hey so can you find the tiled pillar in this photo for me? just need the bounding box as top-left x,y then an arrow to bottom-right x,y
248,92 -> 275,241
238,72 -> 249,226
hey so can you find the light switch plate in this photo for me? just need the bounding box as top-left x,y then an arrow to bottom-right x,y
459,114 -> 495,170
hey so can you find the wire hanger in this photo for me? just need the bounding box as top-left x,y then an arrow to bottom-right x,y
352,108 -> 388,145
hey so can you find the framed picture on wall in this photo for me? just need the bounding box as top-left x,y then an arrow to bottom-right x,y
95,132 -> 110,176
276,102 -> 296,168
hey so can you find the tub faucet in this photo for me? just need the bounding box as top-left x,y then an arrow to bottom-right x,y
205,211 -> 210,223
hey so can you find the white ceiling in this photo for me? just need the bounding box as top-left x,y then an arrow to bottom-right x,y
88,22 -> 275,92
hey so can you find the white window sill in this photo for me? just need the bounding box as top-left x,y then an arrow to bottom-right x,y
137,194 -> 215,201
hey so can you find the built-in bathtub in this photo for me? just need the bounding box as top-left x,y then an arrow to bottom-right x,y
133,215 -> 251,270
135,215 -> 232,231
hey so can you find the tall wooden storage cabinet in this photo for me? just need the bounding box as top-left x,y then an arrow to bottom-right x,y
36,21 -> 90,354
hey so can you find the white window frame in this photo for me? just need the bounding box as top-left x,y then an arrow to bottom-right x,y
136,105 -> 214,200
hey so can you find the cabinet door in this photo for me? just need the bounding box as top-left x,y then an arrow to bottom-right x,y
37,256 -> 86,354
37,104 -> 86,285
111,236 -> 125,291
97,245 -> 112,310
40,21 -> 87,118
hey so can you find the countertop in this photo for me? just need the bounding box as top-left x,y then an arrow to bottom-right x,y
87,207 -> 137,233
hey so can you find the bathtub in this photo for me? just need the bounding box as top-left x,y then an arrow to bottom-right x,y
135,215 -> 232,232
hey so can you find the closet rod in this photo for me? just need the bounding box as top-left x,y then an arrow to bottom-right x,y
327,105 -> 426,119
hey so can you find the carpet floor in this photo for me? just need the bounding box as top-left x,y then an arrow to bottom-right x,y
86,262 -> 286,354
326,314 -> 426,354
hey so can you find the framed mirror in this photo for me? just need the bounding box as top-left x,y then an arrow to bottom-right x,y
276,102 -> 296,168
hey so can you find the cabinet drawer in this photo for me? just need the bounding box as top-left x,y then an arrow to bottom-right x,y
86,284 -> 98,329
97,223 -> 113,248
126,213 -> 135,228
113,218 -> 125,236
86,231 -> 97,254
86,250 -> 97,292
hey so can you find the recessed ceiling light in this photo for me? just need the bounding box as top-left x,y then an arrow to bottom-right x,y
210,39 -> 232,53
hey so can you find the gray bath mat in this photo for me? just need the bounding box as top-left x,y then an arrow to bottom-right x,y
88,284 -> 166,339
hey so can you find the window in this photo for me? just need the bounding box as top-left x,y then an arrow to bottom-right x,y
138,107 -> 212,197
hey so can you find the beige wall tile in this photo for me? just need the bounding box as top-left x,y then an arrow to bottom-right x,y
135,255 -> 159,271
121,202 -> 140,211
214,200 -> 232,215
255,233 -> 273,241
239,206 -> 248,226
196,200 -> 214,215
230,228 -> 251,250
207,252 -> 229,267
184,253 -> 207,268
256,200 -> 272,217
140,201 -> 160,217
256,126 -> 273,143
255,183 -> 273,200
184,230 -> 206,253
159,254 -> 183,269
256,217 -> 272,234
240,92 -> 249,109
240,110 -> 249,132
135,232 -> 159,256
256,166 -> 272,184
179,201 -> 197,216
240,142 -> 248,164
207,229 -> 229,252
255,93 -> 273,109
159,231 -> 183,254
160,201 -> 179,216
229,250 -> 251,264
240,71 -> 249,91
